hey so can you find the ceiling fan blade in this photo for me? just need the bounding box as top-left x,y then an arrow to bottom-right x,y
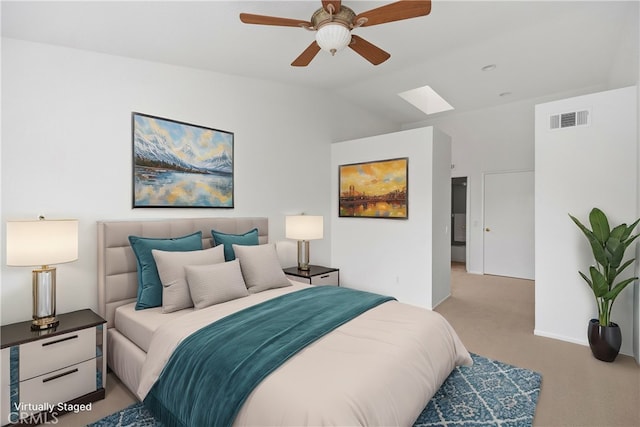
354,0 -> 431,27
239,13 -> 311,28
349,35 -> 390,65
291,41 -> 322,67
322,0 -> 342,14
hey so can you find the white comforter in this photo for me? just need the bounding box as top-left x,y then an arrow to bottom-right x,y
138,283 -> 472,426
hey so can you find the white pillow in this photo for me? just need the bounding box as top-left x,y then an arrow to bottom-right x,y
232,243 -> 292,294
152,245 -> 225,313
185,259 -> 249,309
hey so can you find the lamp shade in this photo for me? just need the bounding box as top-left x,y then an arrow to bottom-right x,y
6,219 -> 78,266
315,24 -> 351,54
286,216 -> 323,240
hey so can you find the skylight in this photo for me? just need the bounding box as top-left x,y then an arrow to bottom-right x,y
398,85 -> 454,116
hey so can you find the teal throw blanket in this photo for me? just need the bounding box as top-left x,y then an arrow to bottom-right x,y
144,286 -> 395,427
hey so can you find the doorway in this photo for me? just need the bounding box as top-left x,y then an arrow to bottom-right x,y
451,177 -> 467,269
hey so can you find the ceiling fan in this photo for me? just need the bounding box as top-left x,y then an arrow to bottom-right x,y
239,0 -> 432,67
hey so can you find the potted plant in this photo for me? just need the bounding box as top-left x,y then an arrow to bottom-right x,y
569,208 -> 639,362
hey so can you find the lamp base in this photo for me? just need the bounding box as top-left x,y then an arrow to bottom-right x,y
31,316 -> 59,330
32,266 -> 58,331
297,240 -> 310,271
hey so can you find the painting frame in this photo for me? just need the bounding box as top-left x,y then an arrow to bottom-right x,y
132,112 -> 234,208
338,157 -> 409,219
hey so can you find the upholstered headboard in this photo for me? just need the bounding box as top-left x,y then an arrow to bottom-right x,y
97,217 -> 268,328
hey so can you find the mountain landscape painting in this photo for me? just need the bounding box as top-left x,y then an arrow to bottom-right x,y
132,113 -> 234,208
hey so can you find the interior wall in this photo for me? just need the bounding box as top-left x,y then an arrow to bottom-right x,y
607,1 -> 639,89
431,129 -> 453,307
535,86 -> 638,356
407,84 -> 636,276
330,127 -> 451,309
0,38 -> 397,325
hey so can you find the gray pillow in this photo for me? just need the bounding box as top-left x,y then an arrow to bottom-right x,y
152,245 -> 225,313
185,259 -> 249,309
232,243 -> 292,294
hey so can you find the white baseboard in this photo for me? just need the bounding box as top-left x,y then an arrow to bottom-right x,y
534,329 -> 634,356
432,293 -> 451,309
533,329 -> 588,347
467,270 -> 483,275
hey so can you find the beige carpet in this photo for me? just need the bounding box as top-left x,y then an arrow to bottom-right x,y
439,262 -> 640,427
55,264 -> 639,426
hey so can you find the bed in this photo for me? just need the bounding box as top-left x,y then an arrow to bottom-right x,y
98,217 -> 471,426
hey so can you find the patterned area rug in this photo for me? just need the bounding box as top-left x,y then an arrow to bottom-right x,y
89,353 -> 541,427
414,353 -> 541,426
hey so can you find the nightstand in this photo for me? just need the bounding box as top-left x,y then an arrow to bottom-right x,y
283,265 -> 340,286
0,309 -> 106,426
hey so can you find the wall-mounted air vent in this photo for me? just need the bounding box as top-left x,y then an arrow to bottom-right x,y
549,109 -> 590,130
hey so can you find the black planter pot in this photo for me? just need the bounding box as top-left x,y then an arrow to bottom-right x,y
587,319 -> 621,362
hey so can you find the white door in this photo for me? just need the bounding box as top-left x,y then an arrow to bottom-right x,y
483,171 -> 534,279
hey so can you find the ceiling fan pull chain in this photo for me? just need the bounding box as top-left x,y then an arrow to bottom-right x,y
327,3 -> 335,18
353,17 -> 368,28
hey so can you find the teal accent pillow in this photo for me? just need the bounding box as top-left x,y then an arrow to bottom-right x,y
129,231 -> 203,310
211,228 -> 259,261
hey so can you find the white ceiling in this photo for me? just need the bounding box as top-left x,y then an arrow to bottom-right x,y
2,1 -> 638,125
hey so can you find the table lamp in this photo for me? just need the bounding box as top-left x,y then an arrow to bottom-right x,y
6,217 -> 78,330
285,215 -> 323,271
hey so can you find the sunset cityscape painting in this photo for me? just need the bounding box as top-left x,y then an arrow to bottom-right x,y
339,157 -> 408,218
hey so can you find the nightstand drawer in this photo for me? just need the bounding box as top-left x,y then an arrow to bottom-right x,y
310,270 -> 339,286
19,359 -> 96,416
20,328 -> 95,380
286,274 -> 311,285
283,265 -> 340,287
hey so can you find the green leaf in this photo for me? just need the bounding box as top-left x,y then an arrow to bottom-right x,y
610,224 -> 627,240
605,237 -> 624,268
621,218 -> 640,241
589,208 -> 610,245
590,239 -> 608,267
569,214 -> 590,237
579,271 -> 593,290
616,258 -> 635,277
604,277 -> 638,302
570,214 -> 608,265
589,266 -> 609,297
624,233 -> 640,249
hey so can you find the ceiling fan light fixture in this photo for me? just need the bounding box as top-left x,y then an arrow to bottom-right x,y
240,1 -> 432,66
315,23 -> 352,56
